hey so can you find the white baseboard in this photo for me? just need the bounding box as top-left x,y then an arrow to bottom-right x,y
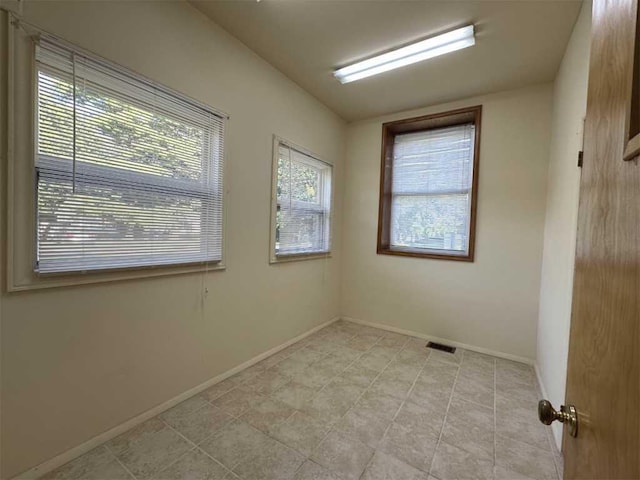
534,363 -> 563,451
342,316 -> 535,365
11,317 -> 339,480
534,363 -> 549,398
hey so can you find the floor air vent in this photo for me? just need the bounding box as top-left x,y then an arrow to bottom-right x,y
426,342 -> 456,354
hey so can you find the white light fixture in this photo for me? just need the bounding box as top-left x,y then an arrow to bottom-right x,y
333,25 -> 475,84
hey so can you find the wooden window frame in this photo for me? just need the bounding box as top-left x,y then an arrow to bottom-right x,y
377,105 -> 482,262
623,2 -> 640,161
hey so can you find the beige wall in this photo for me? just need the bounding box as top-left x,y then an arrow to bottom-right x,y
0,2 -> 345,477
536,0 -> 591,449
341,84 -> 553,361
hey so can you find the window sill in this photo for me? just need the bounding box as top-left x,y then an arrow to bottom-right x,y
377,247 -> 474,262
270,252 -> 332,264
8,261 -> 226,292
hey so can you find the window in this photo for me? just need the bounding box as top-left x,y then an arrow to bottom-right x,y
35,37 -> 225,274
270,137 -> 332,262
377,106 -> 481,261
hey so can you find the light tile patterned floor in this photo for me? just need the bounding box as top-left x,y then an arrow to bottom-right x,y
42,320 -> 562,480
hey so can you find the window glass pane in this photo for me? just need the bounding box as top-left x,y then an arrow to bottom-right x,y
277,209 -> 328,254
37,176 -> 215,272
290,160 -> 321,204
276,150 -> 291,200
38,71 -> 206,181
392,124 -> 474,195
391,194 -> 470,252
38,73 -> 74,160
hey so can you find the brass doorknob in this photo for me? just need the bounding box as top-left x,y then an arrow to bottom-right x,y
538,399 -> 578,437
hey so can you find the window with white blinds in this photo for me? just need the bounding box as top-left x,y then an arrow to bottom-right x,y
271,139 -> 332,261
391,124 -> 475,253
378,107 -> 481,261
35,38 -> 225,274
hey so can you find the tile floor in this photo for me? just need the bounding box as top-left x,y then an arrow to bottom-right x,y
42,320 -> 562,480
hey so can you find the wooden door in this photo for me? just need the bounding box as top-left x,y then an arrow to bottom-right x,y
563,0 -> 640,478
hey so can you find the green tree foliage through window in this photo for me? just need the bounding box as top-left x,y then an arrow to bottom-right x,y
38,72 -> 205,180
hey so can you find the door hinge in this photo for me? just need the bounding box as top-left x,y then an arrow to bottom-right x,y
578,150 -> 584,168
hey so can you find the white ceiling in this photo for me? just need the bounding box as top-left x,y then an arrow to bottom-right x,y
190,0 -> 582,121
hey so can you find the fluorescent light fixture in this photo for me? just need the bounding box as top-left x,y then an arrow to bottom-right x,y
333,25 -> 475,84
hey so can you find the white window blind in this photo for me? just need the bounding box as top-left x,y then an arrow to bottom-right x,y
35,38 -> 225,274
390,123 -> 475,255
273,142 -> 332,258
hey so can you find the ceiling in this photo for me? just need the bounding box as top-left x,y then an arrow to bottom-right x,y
190,0 -> 582,121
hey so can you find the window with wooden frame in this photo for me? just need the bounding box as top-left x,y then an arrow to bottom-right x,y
269,137 -> 332,263
377,106 -> 482,261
